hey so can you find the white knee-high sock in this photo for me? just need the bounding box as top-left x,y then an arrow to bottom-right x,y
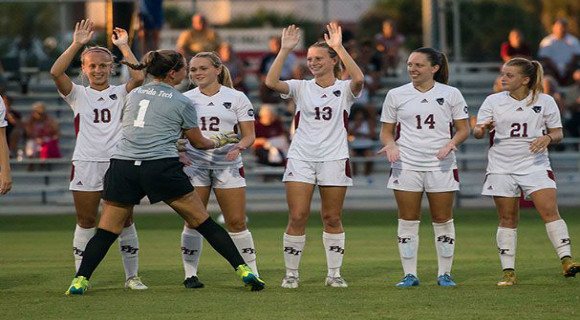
398,219 -> 420,277
229,229 -> 259,276
73,225 -> 96,272
545,219 -> 572,259
433,219 -> 455,276
283,233 -> 306,277
181,226 -> 203,279
323,232 -> 345,278
118,223 -> 140,280
497,227 -> 517,270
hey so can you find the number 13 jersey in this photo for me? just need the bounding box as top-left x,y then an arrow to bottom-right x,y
61,83 -> 128,161
476,91 -> 562,175
282,79 -> 358,161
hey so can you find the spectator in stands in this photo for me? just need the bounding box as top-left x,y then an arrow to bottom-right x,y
259,36 -> 297,103
50,20 -> 147,290
375,20 -> 405,77
139,0 -> 164,54
0,93 -> 12,195
348,106 -> 376,183
501,29 -> 532,63
473,57 -> 580,286
217,42 -> 247,93
2,95 -> 23,158
24,101 -> 61,160
378,47 -> 470,288
254,104 -> 289,166
177,14 -> 222,62
266,23 -> 364,289
538,19 -> 580,87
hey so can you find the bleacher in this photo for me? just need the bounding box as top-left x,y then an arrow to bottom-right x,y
1,63 -> 578,214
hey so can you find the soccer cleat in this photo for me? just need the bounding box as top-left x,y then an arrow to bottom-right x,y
325,276 -> 348,288
497,270 -> 516,287
236,265 -> 265,291
562,257 -> 580,278
281,276 -> 299,289
437,273 -> 457,287
125,276 -> 148,290
183,276 -> 205,289
65,276 -> 90,295
395,274 -> 419,287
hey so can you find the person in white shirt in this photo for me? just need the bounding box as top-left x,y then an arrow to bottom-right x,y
50,20 -> 148,290
265,23 -> 364,288
474,57 -> 580,286
179,52 -> 258,289
378,47 -> 470,288
0,95 -> 12,195
538,19 -> 580,87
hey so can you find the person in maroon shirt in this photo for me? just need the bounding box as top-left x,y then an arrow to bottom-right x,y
500,29 -> 531,62
253,104 -> 289,166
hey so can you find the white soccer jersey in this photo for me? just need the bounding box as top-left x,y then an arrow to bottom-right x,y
60,83 -> 128,161
380,82 -> 469,171
0,96 -> 7,128
476,92 -> 561,175
183,86 -> 254,168
282,79 -> 358,161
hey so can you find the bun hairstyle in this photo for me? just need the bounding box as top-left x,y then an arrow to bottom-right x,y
309,41 -> 343,79
191,52 -> 233,88
121,50 -> 185,79
504,57 -> 544,105
411,47 -> 449,84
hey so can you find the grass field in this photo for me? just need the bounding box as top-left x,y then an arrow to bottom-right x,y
0,208 -> 579,320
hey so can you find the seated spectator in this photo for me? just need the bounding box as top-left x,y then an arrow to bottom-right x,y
348,106 -> 376,183
176,13 -> 222,61
253,104 -> 289,166
217,42 -> 247,93
501,29 -> 531,62
538,19 -> 580,87
259,36 -> 297,103
139,0 -> 164,53
24,102 -> 60,160
2,95 -> 23,158
375,20 -> 405,77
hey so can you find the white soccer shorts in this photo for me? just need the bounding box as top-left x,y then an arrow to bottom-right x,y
481,170 -> 557,198
282,158 -> 353,186
69,161 -> 110,191
183,165 -> 246,188
387,168 -> 460,192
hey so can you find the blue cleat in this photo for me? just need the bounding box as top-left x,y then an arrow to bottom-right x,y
395,274 -> 419,287
236,265 -> 265,291
437,273 -> 457,287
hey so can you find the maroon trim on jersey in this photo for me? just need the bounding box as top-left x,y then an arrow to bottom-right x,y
239,166 -> 246,178
345,159 -> 352,178
294,111 -> 300,130
488,130 -> 495,147
453,168 -> 460,182
547,170 -> 555,181
389,168 -> 392,178
449,122 -> 453,138
74,114 -> 80,137
343,110 -> 349,131
395,123 -> 401,141
70,164 -> 75,182
233,124 -> 239,134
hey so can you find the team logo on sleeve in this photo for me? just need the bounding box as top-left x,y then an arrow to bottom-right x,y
109,94 -> 117,100
532,106 -> 542,113
223,102 -> 232,109
436,98 -> 444,105
333,90 -> 341,97
248,109 -> 254,117
463,106 -> 468,114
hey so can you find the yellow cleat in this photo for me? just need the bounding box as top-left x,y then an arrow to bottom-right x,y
236,265 -> 265,291
65,276 -> 90,295
497,270 -> 516,287
562,257 -> 580,278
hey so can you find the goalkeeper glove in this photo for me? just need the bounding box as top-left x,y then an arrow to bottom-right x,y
209,131 -> 239,148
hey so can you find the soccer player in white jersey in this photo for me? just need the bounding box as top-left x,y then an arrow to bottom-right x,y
265,23 -> 364,288
65,50 -> 264,295
50,20 -> 148,289
0,94 -> 12,195
378,48 -> 470,287
179,52 -> 258,289
474,57 -> 580,286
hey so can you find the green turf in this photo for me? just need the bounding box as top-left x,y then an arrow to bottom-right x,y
0,208 -> 579,320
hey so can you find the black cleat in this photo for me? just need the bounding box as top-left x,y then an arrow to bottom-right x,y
183,276 -> 205,289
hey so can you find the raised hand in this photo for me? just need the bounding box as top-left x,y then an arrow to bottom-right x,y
112,27 -> 129,47
73,19 -> 94,46
324,22 -> 342,49
281,25 -> 300,50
